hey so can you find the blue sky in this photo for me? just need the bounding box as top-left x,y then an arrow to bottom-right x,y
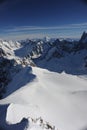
0,0 -> 87,40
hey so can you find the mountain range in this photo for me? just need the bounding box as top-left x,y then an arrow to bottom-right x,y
0,32 -> 87,130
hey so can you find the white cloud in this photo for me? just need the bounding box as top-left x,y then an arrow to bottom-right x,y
0,22 -> 87,40
4,22 -> 87,33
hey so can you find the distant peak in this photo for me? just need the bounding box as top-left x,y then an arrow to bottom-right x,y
43,36 -> 50,42
79,31 -> 87,43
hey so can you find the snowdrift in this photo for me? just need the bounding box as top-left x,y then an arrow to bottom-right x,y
0,67 -> 87,130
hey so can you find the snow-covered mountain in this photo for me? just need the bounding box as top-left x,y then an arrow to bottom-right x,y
0,32 -> 87,130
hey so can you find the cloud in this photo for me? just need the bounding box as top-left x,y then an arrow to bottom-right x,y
0,22 -> 87,40
3,22 -> 87,33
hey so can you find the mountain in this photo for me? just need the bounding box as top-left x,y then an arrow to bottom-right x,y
0,32 -> 87,130
79,31 -> 87,43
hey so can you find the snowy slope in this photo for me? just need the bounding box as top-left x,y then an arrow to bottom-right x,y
0,67 -> 87,130
0,40 -> 21,58
35,49 -> 87,75
1,32 -> 87,130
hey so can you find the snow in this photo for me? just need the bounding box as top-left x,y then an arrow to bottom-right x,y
36,49 -> 87,75
0,66 -> 87,130
1,35 -> 87,130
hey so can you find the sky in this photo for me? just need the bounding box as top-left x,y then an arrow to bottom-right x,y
0,0 -> 87,40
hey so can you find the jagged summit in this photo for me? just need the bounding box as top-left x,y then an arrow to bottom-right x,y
79,31 -> 87,43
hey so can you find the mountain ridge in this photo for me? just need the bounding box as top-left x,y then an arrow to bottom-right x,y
0,31 -> 87,130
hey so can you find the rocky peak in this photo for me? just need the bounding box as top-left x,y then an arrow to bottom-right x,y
79,31 -> 87,43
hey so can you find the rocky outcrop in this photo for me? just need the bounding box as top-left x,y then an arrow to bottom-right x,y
79,31 -> 87,43
0,57 -> 22,99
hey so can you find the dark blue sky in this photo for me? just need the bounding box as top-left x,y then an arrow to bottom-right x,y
0,0 -> 87,40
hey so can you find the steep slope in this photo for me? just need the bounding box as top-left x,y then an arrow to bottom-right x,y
0,40 -> 21,58
79,31 -> 87,43
0,67 -> 87,130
